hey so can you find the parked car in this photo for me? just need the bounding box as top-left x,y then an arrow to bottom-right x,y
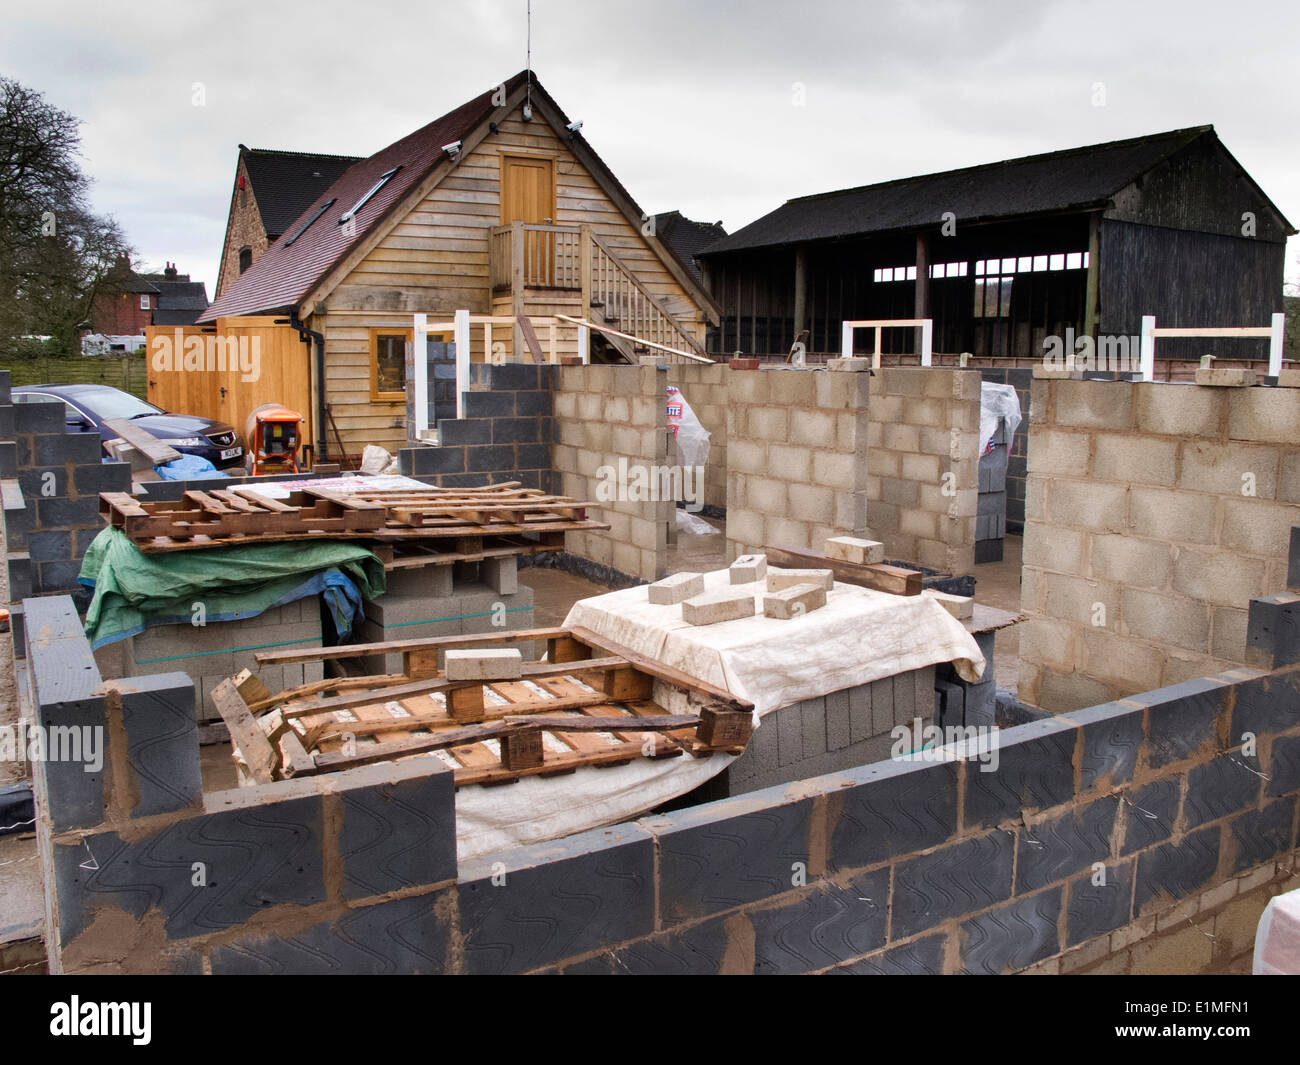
11,384 -> 244,470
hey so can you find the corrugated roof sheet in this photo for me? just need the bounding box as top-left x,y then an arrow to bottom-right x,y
702,126 -> 1214,256
201,72 -> 529,321
241,148 -> 364,238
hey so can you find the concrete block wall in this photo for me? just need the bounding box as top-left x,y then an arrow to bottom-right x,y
725,367 -> 870,562
698,666 -> 936,799
398,364 -> 557,493
665,363 -> 728,511
96,599 -> 324,724
1019,378 -> 1300,712
978,367 -> 1032,533
864,367 -> 981,576
0,371 -> 131,599
553,364 -> 670,582
31,586 -> 1300,974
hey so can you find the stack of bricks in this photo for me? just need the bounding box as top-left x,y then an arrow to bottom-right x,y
665,363 -> 728,511
30,587 -> 1300,975
356,561 -> 535,673
96,598 -> 324,725
1019,377 -> 1300,712
0,371 -> 131,602
864,367 -> 981,576
725,366 -> 870,562
398,364 -> 556,492
552,364 -> 670,582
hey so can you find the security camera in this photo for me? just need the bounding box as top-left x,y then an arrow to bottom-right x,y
566,120 -> 583,134
522,103 -> 533,121
443,140 -> 462,158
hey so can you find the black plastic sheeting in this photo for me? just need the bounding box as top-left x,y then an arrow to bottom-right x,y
0,784 -> 34,836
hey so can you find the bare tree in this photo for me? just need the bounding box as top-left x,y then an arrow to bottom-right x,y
0,75 -> 133,355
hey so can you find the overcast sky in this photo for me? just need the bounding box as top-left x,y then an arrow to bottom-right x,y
4,0 -> 1297,300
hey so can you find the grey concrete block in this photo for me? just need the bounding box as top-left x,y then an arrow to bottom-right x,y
830,758 -> 959,871
74,462 -> 132,495
1232,671 -> 1300,743
52,788 -> 326,945
436,419 -> 491,445
1133,825 -> 1221,915
1129,676 -> 1229,769
776,702 -> 803,766
825,689 -> 851,751
962,716 -> 1079,829
208,890 -> 451,974
28,529 -> 71,563
750,868 -> 889,974
479,555 -> 518,595
1267,734 -> 1300,799
457,823 -> 654,974
383,565 -> 453,599
1066,857 -> 1133,947
649,795 -> 813,924
847,683 -> 872,742
1247,593 -> 1300,668
832,933 -> 946,975
1070,701 -> 1142,790
112,673 -> 202,819
14,399 -> 64,433
1228,795 -> 1297,874
869,676 -> 893,735
1290,526 -> 1300,591
1120,778 -> 1180,856
892,830 -> 1015,940
1015,796 -> 1119,894
338,760 -> 457,900
1183,755 -> 1262,829
605,916 -> 732,975
799,697 -> 826,758
960,886 -> 1062,974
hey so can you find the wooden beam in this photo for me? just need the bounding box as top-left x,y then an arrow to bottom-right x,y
254,625 -> 573,666
765,545 -> 923,596
212,675 -> 278,785
1084,211 -> 1100,340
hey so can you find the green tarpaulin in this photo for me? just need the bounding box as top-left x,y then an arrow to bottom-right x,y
78,526 -> 387,649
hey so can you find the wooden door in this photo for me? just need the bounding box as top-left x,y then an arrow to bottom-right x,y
501,155 -> 557,285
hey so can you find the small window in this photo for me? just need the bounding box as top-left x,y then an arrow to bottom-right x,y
370,328 -> 411,401
140,294 -> 150,310
238,247 -> 252,273
341,168 -> 401,225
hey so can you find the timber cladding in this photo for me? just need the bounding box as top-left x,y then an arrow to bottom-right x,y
28,588 -> 1300,974
1019,378 -> 1300,712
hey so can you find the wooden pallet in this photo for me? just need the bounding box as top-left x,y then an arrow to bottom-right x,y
218,626 -> 753,789
100,482 -> 608,553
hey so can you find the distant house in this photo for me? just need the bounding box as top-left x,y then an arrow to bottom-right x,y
214,147 -> 362,298
200,69 -> 719,457
88,258 -> 209,345
699,125 -> 1295,360
652,211 -> 726,282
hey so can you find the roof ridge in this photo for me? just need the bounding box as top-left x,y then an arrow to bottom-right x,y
785,124 -> 1213,205
242,147 -> 365,161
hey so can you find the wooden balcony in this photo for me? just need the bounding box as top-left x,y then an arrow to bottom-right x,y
490,222 -> 586,293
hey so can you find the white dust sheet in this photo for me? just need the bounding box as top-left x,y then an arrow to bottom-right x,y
453,568 -> 985,859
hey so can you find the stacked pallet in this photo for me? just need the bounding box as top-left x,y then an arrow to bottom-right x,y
99,481 -> 608,562
217,625 -> 754,788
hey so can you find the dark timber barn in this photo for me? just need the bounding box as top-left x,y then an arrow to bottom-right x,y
698,125 -> 1294,361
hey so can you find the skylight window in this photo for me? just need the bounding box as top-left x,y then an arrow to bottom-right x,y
284,199 -> 336,246
339,167 -> 401,225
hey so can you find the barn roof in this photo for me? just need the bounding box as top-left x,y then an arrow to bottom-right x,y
653,211 -> 726,280
700,125 -> 1268,256
240,148 -> 363,239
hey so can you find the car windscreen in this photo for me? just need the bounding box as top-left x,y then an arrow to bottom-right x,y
75,390 -> 165,421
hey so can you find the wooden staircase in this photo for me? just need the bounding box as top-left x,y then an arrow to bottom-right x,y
490,222 -> 709,363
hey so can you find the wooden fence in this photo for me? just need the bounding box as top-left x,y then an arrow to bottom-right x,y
0,354 -> 149,399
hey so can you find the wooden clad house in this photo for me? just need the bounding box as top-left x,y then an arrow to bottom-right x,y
198,70 -> 719,458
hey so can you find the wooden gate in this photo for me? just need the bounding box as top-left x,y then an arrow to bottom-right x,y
145,317 -> 312,452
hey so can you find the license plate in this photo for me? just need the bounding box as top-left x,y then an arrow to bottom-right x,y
220,446 -> 242,460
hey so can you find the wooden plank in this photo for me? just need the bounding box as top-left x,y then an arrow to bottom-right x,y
567,625 -> 751,709
212,676 -> 278,785
278,656 -> 627,719
517,315 -> 546,364
765,545 -> 923,597
102,418 -> 182,466
256,625 -> 572,666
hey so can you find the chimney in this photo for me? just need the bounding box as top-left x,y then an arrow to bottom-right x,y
165,262 -> 177,280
